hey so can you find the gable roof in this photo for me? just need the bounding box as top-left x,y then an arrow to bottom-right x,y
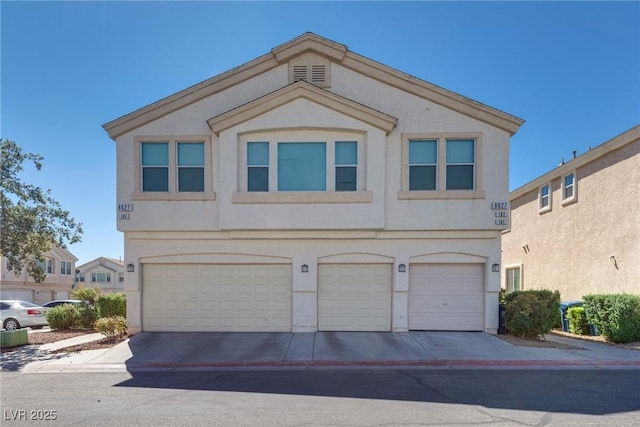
510,124 -> 640,200
76,256 -> 124,272
207,80 -> 398,136
103,32 -> 524,139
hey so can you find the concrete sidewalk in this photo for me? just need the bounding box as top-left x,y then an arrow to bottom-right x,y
6,331 -> 638,373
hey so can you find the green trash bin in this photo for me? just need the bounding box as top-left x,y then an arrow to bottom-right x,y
0,329 -> 28,347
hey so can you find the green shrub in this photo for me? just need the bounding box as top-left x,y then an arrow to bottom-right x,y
46,304 -> 80,330
71,286 -> 102,305
583,294 -> 640,343
96,292 -> 126,318
566,306 -> 590,335
503,289 -> 561,339
76,302 -> 98,329
94,316 -> 127,340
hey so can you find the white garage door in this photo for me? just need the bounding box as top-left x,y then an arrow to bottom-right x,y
0,290 -> 34,302
35,291 -> 54,306
409,263 -> 484,331
143,264 -> 292,332
318,264 -> 391,331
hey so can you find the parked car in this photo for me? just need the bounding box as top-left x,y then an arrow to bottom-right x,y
41,299 -> 83,309
0,300 -> 49,330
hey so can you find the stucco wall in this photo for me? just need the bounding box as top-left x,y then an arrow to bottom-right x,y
114,60 -> 511,233
122,232 -> 502,334
502,139 -> 640,299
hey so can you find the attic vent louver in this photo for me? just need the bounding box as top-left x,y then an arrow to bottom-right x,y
289,62 -> 330,87
311,65 -> 326,83
293,65 -> 307,82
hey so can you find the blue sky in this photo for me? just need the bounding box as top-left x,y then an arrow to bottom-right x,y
2,1 -> 639,265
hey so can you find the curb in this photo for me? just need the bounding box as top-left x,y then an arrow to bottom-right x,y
18,359 -> 640,373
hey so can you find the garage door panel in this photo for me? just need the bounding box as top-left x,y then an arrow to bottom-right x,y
143,264 -> 291,332
318,264 -> 391,331
409,263 -> 484,331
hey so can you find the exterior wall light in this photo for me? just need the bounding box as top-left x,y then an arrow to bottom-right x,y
398,264 -> 406,273
301,264 -> 309,273
492,263 -> 500,272
127,263 -> 135,273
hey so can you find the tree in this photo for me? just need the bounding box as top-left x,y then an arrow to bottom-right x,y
1,139 -> 83,282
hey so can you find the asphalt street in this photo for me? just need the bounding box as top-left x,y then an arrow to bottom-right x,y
2,369 -> 639,426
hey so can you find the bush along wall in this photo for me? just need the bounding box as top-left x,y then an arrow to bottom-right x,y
503,289 -> 561,339
583,294 -> 640,343
566,306 -> 590,335
96,292 -> 126,318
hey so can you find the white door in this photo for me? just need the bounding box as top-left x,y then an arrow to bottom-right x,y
409,263 -> 484,331
318,264 -> 391,331
143,264 -> 292,332
56,291 -> 69,300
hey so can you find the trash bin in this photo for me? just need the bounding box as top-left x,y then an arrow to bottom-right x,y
498,303 -> 506,335
559,300 -> 583,332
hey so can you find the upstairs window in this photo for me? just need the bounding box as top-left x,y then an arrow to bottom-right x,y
46,259 -> 55,274
446,139 -> 475,190
177,142 -> 204,192
562,172 -> 577,205
400,133 -> 482,199
335,141 -> 357,191
237,131 -> 366,201
278,142 -> 326,191
61,261 -> 72,275
141,142 -> 169,191
91,272 -> 111,283
247,142 -> 269,192
135,137 -> 213,201
409,140 -> 437,191
539,183 -> 551,213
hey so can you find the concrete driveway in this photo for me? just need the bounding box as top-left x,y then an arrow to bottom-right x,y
63,331 -> 640,371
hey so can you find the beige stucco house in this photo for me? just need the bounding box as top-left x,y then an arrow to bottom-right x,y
0,246 -> 78,305
502,125 -> 640,300
75,257 -> 125,293
103,33 -> 524,335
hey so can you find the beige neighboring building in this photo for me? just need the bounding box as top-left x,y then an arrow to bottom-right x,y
0,246 -> 78,305
75,257 -> 125,293
502,125 -> 640,300
103,33 -> 524,335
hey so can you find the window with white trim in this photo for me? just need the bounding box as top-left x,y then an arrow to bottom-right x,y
538,183 -> 551,213
400,133 -> 483,199
46,259 -> 55,274
61,261 -> 72,275
91,272 -> 111,283
562,171 -> 577,205
119,273 -> 124,283
506,266 -> 522,293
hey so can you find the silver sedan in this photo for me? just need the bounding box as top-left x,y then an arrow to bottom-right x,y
0,300 -> 49,330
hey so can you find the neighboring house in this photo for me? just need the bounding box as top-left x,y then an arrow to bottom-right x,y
103,33 -> 524,335
75,257 -> 125,293
0,247 -> 78,305
502,125 -> 640,300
